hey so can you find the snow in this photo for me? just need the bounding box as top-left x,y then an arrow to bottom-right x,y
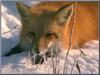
1,1 -> 99,74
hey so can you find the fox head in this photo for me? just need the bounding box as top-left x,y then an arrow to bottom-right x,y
16,2 -> 74,55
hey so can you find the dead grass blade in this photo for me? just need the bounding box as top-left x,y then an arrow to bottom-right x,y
76,61 -> 80,74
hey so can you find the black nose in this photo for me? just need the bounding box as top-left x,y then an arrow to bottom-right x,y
35,47 -> 40,54
34,55 -> 44,64
31,47 -> 44,64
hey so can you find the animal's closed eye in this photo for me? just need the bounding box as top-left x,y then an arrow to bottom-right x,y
46,32 -> 59,39
46,32 -> 54,37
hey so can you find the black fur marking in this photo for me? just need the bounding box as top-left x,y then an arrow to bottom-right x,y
4,45 -> 24,56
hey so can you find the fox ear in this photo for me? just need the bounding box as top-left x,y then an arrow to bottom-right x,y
16,2 -> 32,18
56,3 -> 74,26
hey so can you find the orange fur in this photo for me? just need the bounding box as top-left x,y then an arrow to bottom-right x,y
17,2 -> 98,51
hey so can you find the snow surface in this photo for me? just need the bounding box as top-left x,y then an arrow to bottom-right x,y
1,1 -> 99,74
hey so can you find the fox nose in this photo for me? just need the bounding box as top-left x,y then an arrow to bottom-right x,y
35,47 -> 40,54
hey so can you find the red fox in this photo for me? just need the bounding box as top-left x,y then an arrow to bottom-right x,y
5,1 -> 98,64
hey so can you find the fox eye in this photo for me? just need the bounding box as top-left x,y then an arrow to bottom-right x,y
46,32 -> 54,37
46,31 -> 55,37
28,32 -> 35,37
46,32 -> 59,39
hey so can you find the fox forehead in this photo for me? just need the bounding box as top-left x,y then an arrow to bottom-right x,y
18,2 -> 73,38
24,11 -> 60,36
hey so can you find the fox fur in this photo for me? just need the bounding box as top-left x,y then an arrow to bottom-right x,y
5,1 -> 98,56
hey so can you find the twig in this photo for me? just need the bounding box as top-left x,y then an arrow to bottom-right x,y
71,59 -> 76,74
1,24 -> 19,34
76,43 -> 87,56
63,2 -> 77,74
